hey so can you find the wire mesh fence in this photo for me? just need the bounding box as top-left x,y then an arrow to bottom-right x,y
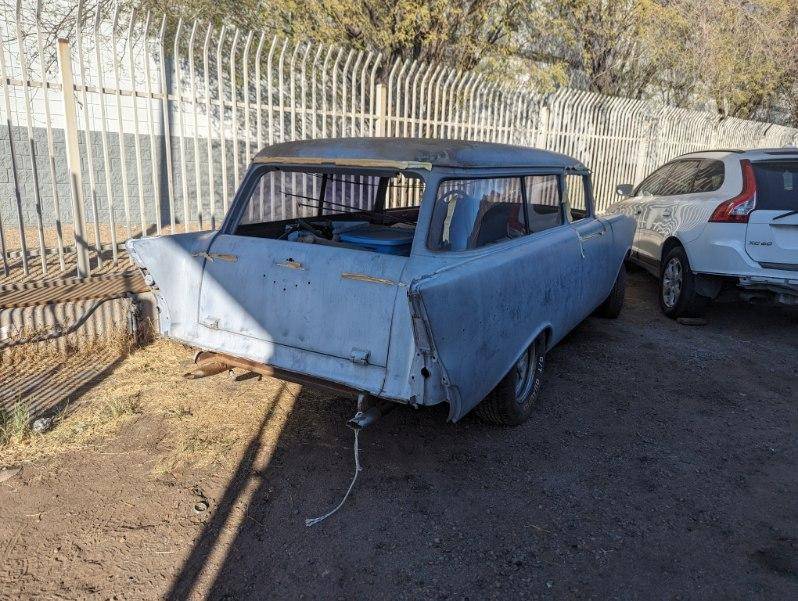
2,1 -> 797,281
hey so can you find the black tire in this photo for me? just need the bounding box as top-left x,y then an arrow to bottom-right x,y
475,335 -> 546,426
595,264 -> 626,318
659,246 -> 708,319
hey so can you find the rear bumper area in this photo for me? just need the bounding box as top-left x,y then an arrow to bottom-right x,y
688,227 -> 798,301
737,276 -> 798,305
170,325 -> 413,402
688,224 -> 798,281
188,350 -> 363,395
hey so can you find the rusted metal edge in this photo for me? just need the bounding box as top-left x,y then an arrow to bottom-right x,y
252,156 -> 433,171
340,272 -> 404,286
191,251 -> 238,262
184,350 -> 359,395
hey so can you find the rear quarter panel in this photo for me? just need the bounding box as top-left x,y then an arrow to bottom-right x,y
126,232 -> 216,341
603,212 -> 636,270
408,228 -> 588,421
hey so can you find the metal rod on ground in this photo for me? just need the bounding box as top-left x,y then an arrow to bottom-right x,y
57,39 -> 91,278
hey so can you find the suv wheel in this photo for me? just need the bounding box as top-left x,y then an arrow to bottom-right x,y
475,335 -> 546,426
660,246 -> 707,318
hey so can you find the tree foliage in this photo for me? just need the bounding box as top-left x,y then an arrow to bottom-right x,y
275,0 -> 521,70
134,0 -> 798,125
665,0 -> 797,121
520,0 -> 797,123
519,0 -> 668,98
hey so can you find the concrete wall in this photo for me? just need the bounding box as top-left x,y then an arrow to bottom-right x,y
1,123 -> 248,238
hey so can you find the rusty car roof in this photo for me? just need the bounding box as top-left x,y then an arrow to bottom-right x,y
253,138 -> 586,171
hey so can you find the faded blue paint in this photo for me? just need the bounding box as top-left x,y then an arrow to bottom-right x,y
127,139 -> 634,421
255,138 -> 588,170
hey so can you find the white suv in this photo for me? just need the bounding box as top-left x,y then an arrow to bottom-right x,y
606,148 -> 798,318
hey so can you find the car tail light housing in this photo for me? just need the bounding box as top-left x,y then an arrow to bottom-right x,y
709,159 -> 756,223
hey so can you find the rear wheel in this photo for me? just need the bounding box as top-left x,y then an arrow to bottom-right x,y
660,246 -> 707,318
475,335 -> 546,426
595,264 -> 626,318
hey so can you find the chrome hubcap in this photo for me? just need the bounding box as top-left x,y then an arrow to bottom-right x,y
514,347 -> 537,402
662,257 -> 683,308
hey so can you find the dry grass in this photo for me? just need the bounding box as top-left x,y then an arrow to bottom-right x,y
1,319 -> 138,367
0,402 -> 32,446
0,338 -> 307,476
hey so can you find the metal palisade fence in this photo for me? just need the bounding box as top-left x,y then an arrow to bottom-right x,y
1,1 -> 797,281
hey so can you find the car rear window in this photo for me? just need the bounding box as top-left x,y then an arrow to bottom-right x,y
753,161 -> 798,211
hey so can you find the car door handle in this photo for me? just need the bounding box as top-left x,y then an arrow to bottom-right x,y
276,259 -> 305,270
193,251 -> 238,262
578,230 -> 605,242
662,209 -> 673,217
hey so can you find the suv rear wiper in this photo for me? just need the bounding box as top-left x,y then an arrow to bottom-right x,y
773,209 -> 798,221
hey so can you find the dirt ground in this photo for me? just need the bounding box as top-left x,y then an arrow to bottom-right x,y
1,269 -> 796,600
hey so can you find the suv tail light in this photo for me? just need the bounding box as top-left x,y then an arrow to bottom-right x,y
709,159 -> 756,223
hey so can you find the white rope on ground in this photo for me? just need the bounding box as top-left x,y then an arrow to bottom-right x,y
305,420 -> 363,527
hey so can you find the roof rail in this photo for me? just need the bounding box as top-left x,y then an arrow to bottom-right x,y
674,149 -> 743,159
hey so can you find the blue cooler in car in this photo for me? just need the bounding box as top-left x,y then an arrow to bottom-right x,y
338,225 -> 415,256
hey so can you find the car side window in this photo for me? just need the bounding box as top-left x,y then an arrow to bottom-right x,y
564,173 -> 591,221
692,159 -> 725,193
524,175 -> 563,233
428,174 -> 565,251
635,164 -> 673,196
657,160 -> 701,196
429,177 -> 525,251
637,160 -> 704,197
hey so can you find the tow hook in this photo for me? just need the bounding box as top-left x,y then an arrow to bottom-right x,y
347,393 -> 395,430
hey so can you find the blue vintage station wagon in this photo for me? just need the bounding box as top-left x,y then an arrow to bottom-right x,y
128,138 -> 634,425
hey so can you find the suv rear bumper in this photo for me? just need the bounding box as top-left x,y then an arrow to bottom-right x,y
688,224 -> 798,281
736,276 -> 798,304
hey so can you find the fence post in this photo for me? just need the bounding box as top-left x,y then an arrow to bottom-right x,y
375,83 -> 387,137
634,104 -> 657,184
57,38 -> 90,278
535,104 -> 549,149
633,129 -> 651,185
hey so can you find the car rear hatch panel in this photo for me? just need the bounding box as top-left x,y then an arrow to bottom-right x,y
745,159 -> 798,269
197,233 -> 408,369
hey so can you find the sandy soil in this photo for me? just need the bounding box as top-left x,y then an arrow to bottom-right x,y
1,270 -> 796,600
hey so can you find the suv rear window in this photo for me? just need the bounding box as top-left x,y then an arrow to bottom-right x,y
753,161 -> 798,211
